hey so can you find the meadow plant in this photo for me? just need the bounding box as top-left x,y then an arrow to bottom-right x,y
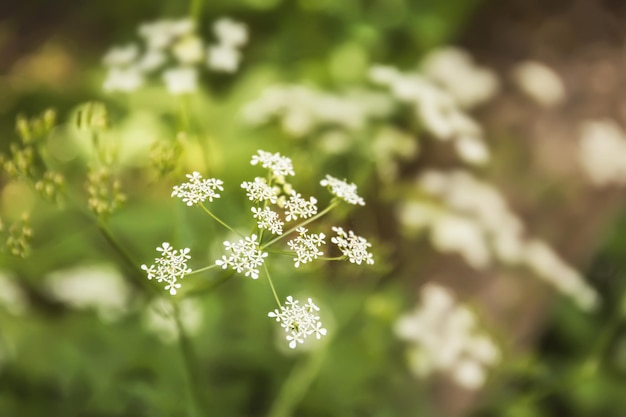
142,149 -> 374,349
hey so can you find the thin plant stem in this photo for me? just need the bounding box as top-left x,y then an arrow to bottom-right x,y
262,201 -> 337,248
199,202 -> 244,237
189,0 -> 204,21
173,302 -> 204,417
266,344 -> 328,417
186,263 -> 219,276
263,263 -> 282,307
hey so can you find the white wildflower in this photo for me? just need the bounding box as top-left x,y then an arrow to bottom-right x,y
251,150 -> 295,178
171,172 -> 224,206
241,177 -> 279,204
46,264 -> 130,321
512,61 -> 565,107
102,44 -> 139,67
320,174 -> 365,206
215,234 -> 268,279
287,227 -> 325,268
136,49 -> 167,72
284,192 -> 318,221
331,227 -> 374,265
172,35 -> 205,64
207,44 -> 241,73
578,119 -> 626,186
252,207 -> 284,235
395,284 -> 500,390
213,18 -> 248,47
103,67 -> 144,93
421,47 -> 499,109
268,296 -> 327,349
138,18 -> 194,50
141,242 -> 191,295
163,66 -> 198,95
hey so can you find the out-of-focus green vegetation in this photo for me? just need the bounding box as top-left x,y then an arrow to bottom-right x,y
1,1 -> 626,416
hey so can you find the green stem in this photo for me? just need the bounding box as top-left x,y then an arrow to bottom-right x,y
189,0 -> 204,21
186,263 -> 219,276
266,344 -> 328,417
174,302 -> 204,417
263,263 -> 281,307
199,202 -> 244,237
262,201 -> 337,248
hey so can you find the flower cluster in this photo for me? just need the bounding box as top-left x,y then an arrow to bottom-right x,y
251,207 -> 284,235
102,17 -> 248,94
395,284 -> 500,390
141,242 -> 191,295
144,149 -> 375,349
268,296 -> 327,349
284,192 -> 318,221
287,227 -> 326,268
215,234 -> 268,279
241,177 -> 279,203
250,150 -> 295,179
331,227 -> 374,265
171,171 -> 224,206
320,175 -> 365,206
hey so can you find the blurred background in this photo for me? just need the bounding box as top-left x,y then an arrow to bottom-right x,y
2,0 -> 626,416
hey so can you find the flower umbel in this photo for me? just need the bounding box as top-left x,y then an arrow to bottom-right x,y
241,177 -> 279,204
287,227 -> 325,268
250,150 -> 295,179
141,242 -> 191,295
268,296 -> 327,349
331,227 -> 374,265
320,174 -> 365,206
251,207 -> 284,235
171,171 -> 224,206
215,234 -> 268,279
284,192 -> 318,221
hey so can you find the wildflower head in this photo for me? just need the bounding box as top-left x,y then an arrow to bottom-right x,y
241,177 -> 279,204
268,296 -> 327,349
331,227 -> 374,265
172,172 -> 224,206
251,207 -> 284,235
287,227 -> 325,268
215,234 -> 268,279
250,150 -> 295,180
141,242 -> 191,295
320,174 -> 365,206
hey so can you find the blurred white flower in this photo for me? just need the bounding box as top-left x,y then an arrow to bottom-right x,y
578,119 -> 626,186
524,239 -> 598,311
431,214 -> 491,269
172,35 -> 205,64
395,284 -> 500,390
512,61 -> 565,107
46,264 -> 131,321
103,67 -> 144,93
162,66 -> 198,95
207,44 -> 241,73
454,135 -> 490,166
102,44 -> 139,67
136,49 -> 166,72
421,47 -> 499,109
213,18 -> 248,48
138,18 -> 194,50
